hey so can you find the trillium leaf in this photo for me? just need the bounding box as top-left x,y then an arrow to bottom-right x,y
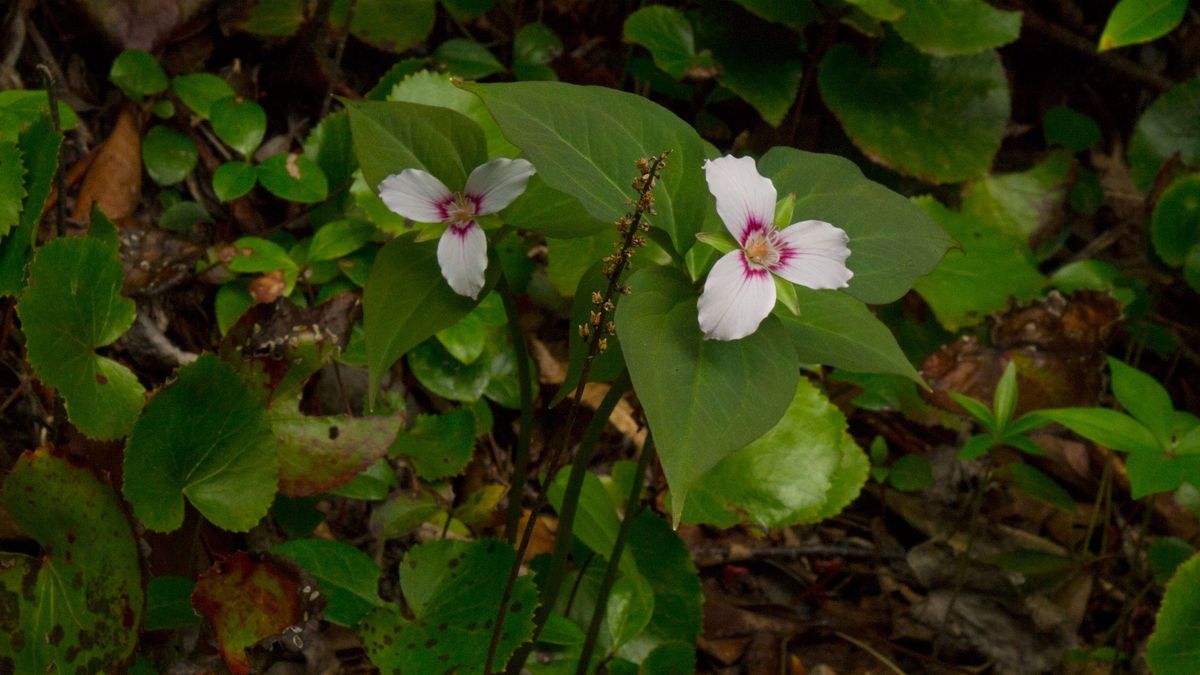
889,0 -> 1021,57
274,406 -> 404,497
387,70 -> 519,158
757,146 -> 953,304
504,175 -> 612,238
359,539 -> 537,674
1129,79 -> 1200,191
124,353 -> 277,532
17,235 -> 145,439
465,81 -> 711,256
1099,0 -> 1187,51
819,39 -> 1009,184
616,265 -> 800,522
271,539 -> 384,627
0,448 -> 144,673
1148,552 -> 1200,674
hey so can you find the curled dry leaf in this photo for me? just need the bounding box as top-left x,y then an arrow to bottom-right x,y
248,270 -> 286,304
72,107 -> 142,224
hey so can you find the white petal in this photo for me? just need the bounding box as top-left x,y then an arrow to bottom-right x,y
378,169 -> 454,223
697,251 -> 777,341
465,158 -> 536,215
437,221 -> 488,299
772,219 -> 853,289
703,155 -> 777,244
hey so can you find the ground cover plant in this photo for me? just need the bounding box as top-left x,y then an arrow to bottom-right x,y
1,0 -> 1199,673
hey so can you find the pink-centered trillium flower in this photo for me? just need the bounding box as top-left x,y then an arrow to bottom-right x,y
378,158 -> 536,299
697,156 -> 853,341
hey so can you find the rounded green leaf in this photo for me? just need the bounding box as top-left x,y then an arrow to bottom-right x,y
213,161 -> 258,202
607,574 -> 655,650
889,0 -> 1021,56
124,353 -> 277,532
159,200 -> 212,231
0,449 -> 144,673
17,236 -> 144,439
173,73 -> 236,119
274,408 -> 404,497
819,39 -> 1010,184
390,408 -> 476,481
142,125 -> 198,186
1099,0 -> 1187,51
616,265 -> 800,522
1129,79 -> 1200,191
408,338 -> 492,402
109,48 -> 168,101
210,96 -> 267,156
387,70 -> 519,159
271,539 -> 383,627
1147,552 -> 1200,673
435,38 -> 506,80
624,6 -> 696,79
758,146 -> 953,304
309,218 -> 375,261
1151,174 -> 1200,267
1043,106 -> 1101,152
257,152 -> 329,203
888,454 -> 933,491
512,22 -> 562,81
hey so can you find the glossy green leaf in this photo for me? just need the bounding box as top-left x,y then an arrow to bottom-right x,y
618,266 -> 800,521
331,0 -> 435,52
0,141 -> 25,240
466,81 -> 710,256
391,408 -> 476,480
309,219 -> 375,261
145,576 -> 200,630
359,539 -> 537,674
617,512 -> 703,661
211,96 -> 267,156
271,539 -> 383,627
435,38 -> 505,79
1108,357 -> 1174,443
759,147 -> 953,304
607,573 -> 655,650
548,470 -> 637,577
1129,79 -> 1200,191
124,353 -> 276,532
386,70 -> 518,159
774,288 -> 920,383
408,337 -> 491,402
1147,552 -> 1200,674
512,22 -> 562,81
0,449 -> 144,673
109,49 -> 168,101
961,150 -> 1075,242
1151,174 -> 1200,266
624,6 -> 696,79
503,175 -> 611,239
911,196 -> 1045,330
819,39 -> 1009,183
435,293 -> 505,364
682,378 -> 867,528
212,161 -> 257,202
1099,0 -> 1187,51
1035,407 -> 1162,455
890,0 -> 1021,56
274,407 -> 404,496
228,235 -> 298,274
1044,106 -> 1101,152
142,125 -> 198,186
257,152 -> 329,203
173,73 -> 235,119
17,236 -> 144,439
371,492 -> 441,538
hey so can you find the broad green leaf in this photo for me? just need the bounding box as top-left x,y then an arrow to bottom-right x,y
1129,79 -> 1200,191
367,58 -> 431,100
758,147 -> 953,304
1006,463 -> 1075,512
1036,407 -> 1162,455
363,235 -> 496,398
958,433 -> 997,459
1126,451 -> 1200,497
408,338 -> 492,401
617,266 -> 800,521
274,407 -> 404,496
213,161 -> 258,202
682,378 -> 867,528
774,288 -> 920,383
1151,174 -> 1200,266
0,90 -> 78,132
17,236 -> 144,439
109,49 -> 168,101
142,125 -> 198,186
890,0 -> 1021,56
0,449 -> 143,673
1043,106 -> 1101,152
359,539 -> 537,674
695,1 -> 804,126
145,576 -> 200,630
331,0 -> 435,52
624,6 -> 697,79
0,118 -> 60,296
371,492 -> 441,538
512,22 -> 562,81
0,141 -> 25,239
387,70 -> 519,159
191,552 -> 304,673
435,39 -> 505,79
310,218 -> 375,261
1108,357 -> 1174,443
304,110 -> 357,188
173,73 -> 235,118
504,175 -> 611,238
465,81 -> 710,256
391,408 -> 476,480
271,539 -> 383,627
210,96 -> 267,156
819,39 -> 1009,183
436,293 -> 505,364
347,99 -> 486,195
257,152 -> 329,203
124,353 -> 277,532
911,196 -> 1045,330
606,574 -> 655,650
962,150 -> 1075,242
1099,0 -> 1187,51
1147,552 -> 1200,674
616,512 -> 703,662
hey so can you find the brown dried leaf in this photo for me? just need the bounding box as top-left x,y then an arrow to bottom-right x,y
72,107 -> 142,224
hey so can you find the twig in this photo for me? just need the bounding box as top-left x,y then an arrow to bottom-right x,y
1020,10 -> 1174,93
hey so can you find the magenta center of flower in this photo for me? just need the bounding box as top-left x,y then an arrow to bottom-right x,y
444,193 -> 478,225
742,228 -> 784,269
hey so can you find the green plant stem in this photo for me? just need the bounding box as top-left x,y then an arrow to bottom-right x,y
505,372 -> 630,673
498,272 -> 534,544
575,433 -> 655,675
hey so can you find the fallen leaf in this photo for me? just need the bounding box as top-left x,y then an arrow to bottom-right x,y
72,107 -> 142,223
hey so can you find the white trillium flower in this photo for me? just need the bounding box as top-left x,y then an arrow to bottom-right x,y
697,155 -> 853,341
378,158 -> 536,299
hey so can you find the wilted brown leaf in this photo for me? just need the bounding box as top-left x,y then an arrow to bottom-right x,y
72,107 -> 141,224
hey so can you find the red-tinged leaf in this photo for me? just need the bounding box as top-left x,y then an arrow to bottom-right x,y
191,552 -> 304,675
275,410 -> 405,496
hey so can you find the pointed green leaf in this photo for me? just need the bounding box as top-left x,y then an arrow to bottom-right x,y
271,539 -> 383,627
1036,408 -> 1162,455
213,161 -> 258,202
1108,357 -> 1175,444
275,408 -> 404,497
1099,0 -> 1187,51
